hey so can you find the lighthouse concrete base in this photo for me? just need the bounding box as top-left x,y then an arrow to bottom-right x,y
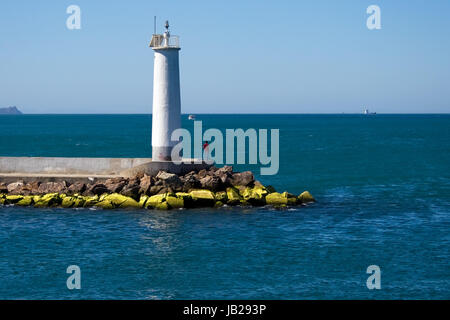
119,160 -> 212,177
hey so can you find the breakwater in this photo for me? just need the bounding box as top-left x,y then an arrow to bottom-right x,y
0,166 -> 314,210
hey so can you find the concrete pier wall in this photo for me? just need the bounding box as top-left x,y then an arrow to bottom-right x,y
0,157 -> 152,175
0,157 -> 211,183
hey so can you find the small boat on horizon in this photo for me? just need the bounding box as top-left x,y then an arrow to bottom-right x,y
188,114 -> 196,120
364,108 -> 376,115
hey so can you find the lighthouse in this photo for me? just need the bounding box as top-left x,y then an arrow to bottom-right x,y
149,21 -> 181,161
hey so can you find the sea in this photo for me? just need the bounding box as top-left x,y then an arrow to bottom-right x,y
0,114 -> 448,299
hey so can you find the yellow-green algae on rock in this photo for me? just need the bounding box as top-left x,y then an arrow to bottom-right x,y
175,192 -> 195,208
0,185 -> 315,210
95,199 -> 114,209
146,193 -> 169,210
265,192 -> 297,206
95,193 -> 140,209
265,192 -> 287,206
144,192 -> 189,210
34,193 -> 62,208
17,196 -> 34,206
240,185 -> 268,206
214,191 -> 227,207
2,194 -> 34,206
214,191 -> 227,202
166,195 -> 184,209
83,195 -> 99,207
61,195 -> 86,208
189,190 -> 215,207
175,192 -> 191,199
139,195 -> 149,207
214,201 -> 224,208
226,187 -> 241,205
6,195 -> 24,204
298,191 -> 316,203
109,193 -> 140,208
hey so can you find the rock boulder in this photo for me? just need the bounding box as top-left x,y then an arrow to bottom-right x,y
230,171 -> 254,186
67,182 -> 86,195
7,181 -> 24,193
37,181 -> 69,194
104,177 -> 127,193
156,171 -> 183,192
139,175 -> 154,195
0,183 -> 8,194
199,175 -> 223,191
85,183 -> 109,196
298,191 -> 315,203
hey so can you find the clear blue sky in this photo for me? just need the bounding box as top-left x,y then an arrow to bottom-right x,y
1,0 -> 449,113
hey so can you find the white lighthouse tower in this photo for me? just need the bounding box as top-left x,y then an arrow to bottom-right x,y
149,21 -> 181,161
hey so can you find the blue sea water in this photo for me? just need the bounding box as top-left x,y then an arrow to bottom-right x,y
0,114 -> 449,299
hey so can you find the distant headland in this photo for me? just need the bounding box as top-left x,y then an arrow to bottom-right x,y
0,106 -> 22,115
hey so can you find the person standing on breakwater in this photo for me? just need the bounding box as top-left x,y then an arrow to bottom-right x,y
203,141 -> 209,161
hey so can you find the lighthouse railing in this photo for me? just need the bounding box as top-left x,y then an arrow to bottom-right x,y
149,35 -> 180,49
167,35 -> 179,48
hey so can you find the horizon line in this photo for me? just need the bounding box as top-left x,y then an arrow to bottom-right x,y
4,112 -> 450,115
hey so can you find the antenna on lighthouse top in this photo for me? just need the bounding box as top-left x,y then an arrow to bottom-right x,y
153,16 -> 156,35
